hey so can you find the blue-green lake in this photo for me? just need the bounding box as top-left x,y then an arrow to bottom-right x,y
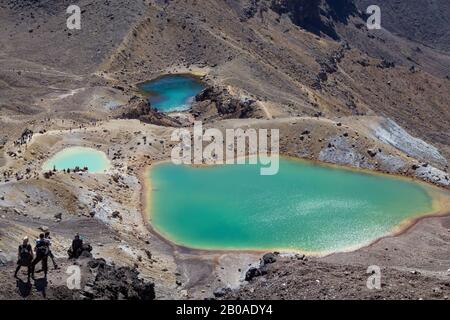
139,74 -> 205,112
147,158 -> 443,253
43,147 -> 111,173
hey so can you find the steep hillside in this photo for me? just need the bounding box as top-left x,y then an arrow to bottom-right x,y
0,0 -> 147,73
0,0 -> 449,190
269,0 -> 359,39
355,0 -> 450,52
100,0 -> 450,160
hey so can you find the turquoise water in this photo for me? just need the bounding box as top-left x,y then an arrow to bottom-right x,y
140,74 -> 205,112
148,158 -> 436,253
43,147 -> 111,173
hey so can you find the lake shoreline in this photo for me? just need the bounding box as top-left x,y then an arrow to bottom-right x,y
137,74 -> 206,113
41,146 -> 112,173
138,154 -> 450,299
141,155 -> 450,257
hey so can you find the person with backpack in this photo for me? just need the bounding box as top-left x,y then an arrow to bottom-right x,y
14,237 -> 33,282
68,233 -> 83,259
44,231 -> 58,269
31,233 -> 49,279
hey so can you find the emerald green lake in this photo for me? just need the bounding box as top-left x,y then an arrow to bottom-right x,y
148,158 -> 437,253
140,74 -> 205,112
43,147 -> 111,173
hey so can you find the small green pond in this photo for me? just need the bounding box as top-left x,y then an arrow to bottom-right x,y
43,147 -> 111,173
139,74 -> 205,112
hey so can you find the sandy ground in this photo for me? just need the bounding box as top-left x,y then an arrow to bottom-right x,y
223,214 -> 450,300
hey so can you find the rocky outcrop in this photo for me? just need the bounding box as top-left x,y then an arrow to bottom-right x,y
319,136 -> 372,169
269,0 -> 359,39
192,86 -> 262,121
0,254 -> 156,300
313,44 -> 349,89
370,118 -> 448,169
80,258 -> 155,300
116,96 -> 181,127
15,129 -> 33,146
241,0 -> 263,20
244,252 -> 279,282
414,165 -> 450,187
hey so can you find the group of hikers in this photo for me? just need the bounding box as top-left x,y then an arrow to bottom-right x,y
14,232 -> 85,282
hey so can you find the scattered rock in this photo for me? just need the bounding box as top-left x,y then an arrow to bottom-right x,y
245,267 -> 262,282
432,287 -> 443,296
296,254 -> 306,260
111,211 -> 122,220
367,149 -> 378,157
0,254 -> 8,266
80,258 -> 155,300
214,287 -> 231,298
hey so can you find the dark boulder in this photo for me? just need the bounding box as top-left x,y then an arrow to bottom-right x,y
245,267 -> 262,282
367,149 -> 378,157
262,253 -> 277,265
213,287 -> 232,298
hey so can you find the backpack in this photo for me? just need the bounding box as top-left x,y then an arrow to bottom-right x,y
19,245 -> 31,260
35,240 -> 48,255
